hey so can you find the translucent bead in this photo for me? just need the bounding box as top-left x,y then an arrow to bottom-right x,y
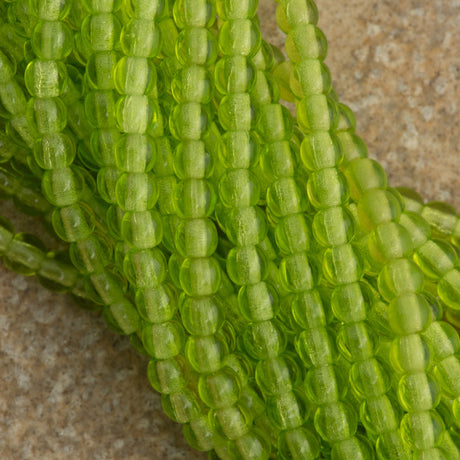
438,269 -> 460,311
304,364 -> 346,405
300,132 -> 342,173
277,427 -> 321,460
307,168 -> 349,209
172,66 -> 212,104
85,90 -> 117,128
376,431 -> 410,460
121,209 -> 163,249
176,28 -> 218,66
103,297 -> 140,334
170,102 -> 212,140
219,169 -> 260,208
179,256 -> 221,296
173,0 -> 216,28
219,131 -> 260,169
3,232 -> 45,275
433,354 -> 460,398
266,389 -> 310,430
398,372 -> 440,412
31,20 -> 73,60
114,56 -> 156,95
350,358 -> 391,399
82,0 -> 122,13
121,18 -> 160,58
183,415 -> 215,452
415,239 -> 457,281
162,389 -> 201,424
295,327 -> 337,367
337,322 -> 378,362
175,218 -> 218,258
147,355 -> 186,394
238,281 -> 279,322
422,321 -> 460,362
123,247 -> 165,288
251,69 -> 281,108
81,12 -> 121,52
343,158 -> 388,201
314,401 -> 357,443
275,213 -> 310,256
69,233 -> 111,275
323,244 -> 363,285
42,167 -> 82,207
278,0 -> 318,31
198,367 -> 241,409
115,172 -> 158,211
212,404 -> 252,440
331,282 -> 372,323
115,133 -> 156,173
361,395 -> 400,435
279,251 -> 317,293
142,320 -> 184,360
243,320 -> 286,360
136,283 -> 177,323
390,334 -> 431,373
312,206 -> 355,247
224,206 -> 267,247
218,93 -> 252,131
267,177 -> 308,218
256,104 -> 293,143
116,95 -> 158,134
378,258 -> 424,301
34,132 -> 75,170
285,24 -> 326,63
130,0 -> 165,19
388,293 -> 432,335
260,141 -> 296,180
290,59 -> 331,98
297,94 -> 338,132
331,435 -> 374,460
218,19 -> 261,58
52,203 -> 95,243
255,355 -> 298,396
398,211 -> 431,249
214,56 -> 256,95
185,334 -> 228,374
174,179 -> 216,218
30,0 -> 72,20
180,295 -> 224,336
216,0 -> 258,20
292,290 -> 326,330
226,246 -> 268,285
400,410 -> 444,450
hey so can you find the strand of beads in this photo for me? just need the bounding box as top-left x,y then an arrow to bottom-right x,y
277,0 -> 410,457
26,0 -> 140,335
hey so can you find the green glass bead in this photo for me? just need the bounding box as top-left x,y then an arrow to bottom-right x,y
422,321 -> 460,362
3,232 -> 45,275
256,104 -> 293,143
297,94 -> 338,133
285,24 -> 326,63
162,389 -> 201,424
331,281 -> 372,323
218,93 -> 252,131
290,58 -> 331,98
219,169 -> 260,208
0,81 -> 27,117
42,167 -> 82,207
90,129 -> 119,169
224,206 -> 267,247
219,19 -> 261,58
243,320 -> 286,360
114,56 -> 156,95
312,206 -> 354,247
175,218 -> 218,258
266,389 -> 309,430
252,71 -> 280,107
376,431 -> 410,460
277,0 -> 318,32
255,355 -> 298,396
398,211 -> 431,249
115,172 -> 158,211
174,178 -> 216,218
0,50 -> 16,84
198,367 -> 241,409
136,283 -> 177,323
388,293 -> 432,335
86,51 -> 118,91
114,133 -> 156,173
337,322 -> 378,362
30,0 -> 72,21
226,246 -> 268,285
314,401 -> 357,443
174,140 -> 213,179
142,320 -> 185,360
295,327 -> 337,366
180,295 -> 224,336
219,131 -> 260,169
275,213 -> 310,256
69,234 -> 111,274
216,0 -> 258,20
260,141 -> 296,180
390,334 -> 431,373
212,404 -> 252,440
183,415 -> 216,452
102,296 -> 140,334
123,247 -> 165,288
214,56 -> 256,95
332,435 -> 374,460
279,251 -> 317,293
172,66 -> 212,104
186,334 -> 228,374
398,372 -> 440,412
97,166 -> 120,203
174,0 -> 216,28
52,203 -> 95,243
28,96 -> 68,135
267,177 -> 308,217
82,0 -> 122,13
31,20 -> 73,60
344,158 -> 388,201
81,12 -> 121,52
300,131 -> 342,172
360,395 -> 400,435
176,28 -> 218,66
323,244 -> 363,285
438,269 -> 460,311
350,358 -> 391,400
170,102 -> 212,140
304,364 -> 346,405
400,410 -> 444,450
147,355 -> 186,394
292,290 -> 327,330
116,95 -> 158,134
307,168 -> 349,209
378,258 -> 424,301
130,0 -> 165,19
238,281 -> 279,322
179,256 -> 221,297
121,209 -> 163,249
415,239 -> 457,281
277,427 -> 321,460
85,90 -> 117,128
34,132 -> 76,170
433,354 -> 460,398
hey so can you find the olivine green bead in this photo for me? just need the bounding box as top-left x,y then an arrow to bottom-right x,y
183,415 -> 216,452
0,51 -> 16,84
173,0 -> 216,28
42,167 -> 81,207
377,431 -> 410,460
115,133 -> 156,173
438,269 -> 460,311
252,70 -> 280,107
121,209 -> 163,249
175,218 -> 218,258
142,320 -> 185,360
332,436 -> 374,460
243,320 -> 286,360
97,166 -> 119,204
297,94 -> 338,133
256,104 -> 293,143
415,239 -> 457,281
218,93 -> 252,131
214,56 -> 256,95
285,24 -> 326,63
266,389 -> 309,430
212,404 -> 252,441
180,295 -> 223,336
216,0 -> 258,20
34,133 -> 76,170
32,20 -> 73,60
435,354 -> 460,398
312,206 -> 354,247
398,211 -> 431,249
174,141 -> 213,179
176,28 -> 218,66
147,356 -> 186,394
260,141 -> 296,179
170,103 -> 212,140
162,389 -> 201,424
279,251 -> 316,293
69,234 -> 111,274
290,58 -> 331,98
219,169 -> 260,208
292,290 -> 327,330
238,281 -> 279,322
30,0 -> 72,21
255,356 -> 296,396
421,201 -> 458,236
323,244 -> 363,285
398,372 -> 440,412
390,334 -> 431,373
121,18 -> 161,58
179,256 -> 221,296
337,322 -> 378,362
314,401 -> 357,443
300,131 -> 342,172
186,334 -> 228,374
198,367 -> 241,409
304,364 -> 346,405
131,0 -> 165,19
388,293 -> 432,335
360,395 -> 400,435
219,131 -> 260,169
422,321 -> 460,362
116,95 -> 158,134
277,427 -> 320,460
223,206 -> 267,247
378,258 -> 424,301
174,178 -> 216,218
103,297 -> 141,334
295,327 -> 337,367
81,13 -> 121,52
123,247 -> 165,288
226,245 -> 268,285
277,0 -> 318,32
114,56 -> 156,95
331,281 -> 372,323
350,358 -> 391,399
343,158 -> 387,200
267,177 -> 308,218
90,129 -> 119,168
172,66 -> 212,104
307,168 -> 349,209
400,410 -> 444,450
218,19 -> 261,58
115,172 -> 158,211
82,0 -> 121,13
275,213 -> 310,256
85,91 -> 117,128
3,233 -> 45,275
136,284 -> 177,324
0,80 -> 27,116
28,97 -> 68,134
52,204 -> 95,243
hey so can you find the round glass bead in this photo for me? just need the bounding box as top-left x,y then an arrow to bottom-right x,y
115,172 -> 158,211
422,321 -> 460,362
337,321 -> 378,362
218,131 -> 260,169
198,367 -> 241,409
312,206 -> 354,247
314,401 -> 357,443
304,364 -> 346,405
360,395 -> 400,435
212,404 -> 252,441
219,169 -> 260,208
34,132 -> 76,170
350,358 -> 391,399
243,320 -> 286,360
390,334 -> 431,373
120,18 -> 160,58
180,295 -> 223,336
400,410 -> 444,450
185,334 -> 228,374
116,95 -> 158,134
238,281 -> 279,322
216,0 -> 258,20
388,293 -> 432,335
322,244 -> 363,285
121,209 -> 163,249
344,158 -> 388,200
292,290 -> 326,330
218,19 -> 261,58
172,66 -> 212,104
267,177 -> 308,218
176,28 -> 218,66
136,283 -> 177,323
179,256 -> 221,297
218,93 -> 252,131
297,94 -> 338,133
52,204 -> 95,243
415,239 -> 457,281
31,20 -> 73,60
115,133 -> 156,173
256,104 -> 293,143
266,389 -> 310,430
223,206 -> 267,247
300,131 -> 342,172
279,251 -> 317,293
398,372 -> 440,412
214,56 -> 256,95
175,217 -> 218,258
295,327 -> 337,367
170,102 -> 212,141
275,213 -> 310,256
123,247 -> 166,288
114,56 -> 157,95
438,269 -> 460,311
255,355 -> 297,396
174,178 -> 216,218
277,427 -> 321,460
162,389 -> 201,424
290,58 -> 331,98
30,0 -> 72,20
285,23 -> 326,62
260,141 -> 296,180
147,356 -> 186,394
85,91 -> 117,128
307,168 -> 349,209
331,281 -> 372,323
81,12 -> 121,52
226,246 -> 268,285
183,415 -> 215,452
142,320 -> 184,360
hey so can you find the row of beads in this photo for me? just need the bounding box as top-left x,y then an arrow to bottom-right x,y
279,0 -> 405,457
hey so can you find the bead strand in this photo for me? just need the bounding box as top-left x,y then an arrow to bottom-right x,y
278,0 -> 410,457
27,0 -> 140,335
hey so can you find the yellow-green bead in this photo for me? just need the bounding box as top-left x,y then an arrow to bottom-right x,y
180,295 -> 223,336
312,206 -> 355,247
337,322 -> 378,362
136,284 -> 178,323
304,364 -> 346,405
212,405 -> 252,440
243,320 -> 286,360
297,94 -> 338,132
279,251 -> 317,293
175,218 -> 218,258
398,372 -> 440,412
219,169 -> 260,208
176,27 -> 218,66
179,256 -> 221,297
390,334 -> 431,373
323,244 -> 363,285
295,327 -> 337,367
123,247 -> 165,288
42,167 -> 81,207
170,102 -> 212,141
174,178 -> 216,218
121,209 -> 163,249
162,389 -> 201,424
275,213 -> 310,256
422,321 -> 460,362
81,12 -> 121,52
30,0 -> 72,20
360,395 -> 400,435
332,435 -> 374,460
218,93 -> 252,131
307,168 -> 349,209
376,431 -> 410,460
183,415 -> 216,452
415,239 -> 457,281
255,356 -> 296,396
174,0 -> 216,28
344,158 -> 388,201
219,131 -> 260,169
214,56 -> 256,95
147,356 -> 186,394
172,65 -> 212,104
290,58 -> 331,98
314,401 -> 357,443
260,141 -> 296,180
198,367 -> 241,409
438,269 -> 460,311
292,290 -> 326,330
216,0 -> 258,20
266,390 -> 309,430
398,211 -> 431,249
256,104 -> 293,143
52,204 -> 95,243
34,132 -> 76,170
226,245 -> 268,285
85,90 -> 117,128
267,177 -> 308,218
400,410 -> 444,450
113,56 -> 156,95
31,20 -> 73,60
277,427 -> 321,460
116,95 -> 158,134
218,18 -> 261,58
142,320 -> 185,360
301,131 -> 342,172
186,334 -> 228,374
433,354 -> 460,398
238,281 -> 279,322
331,282 -> 372,323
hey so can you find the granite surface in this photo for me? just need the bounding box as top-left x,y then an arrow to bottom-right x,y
1,1 -> 459,459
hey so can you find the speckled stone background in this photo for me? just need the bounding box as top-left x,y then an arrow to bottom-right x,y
1,1 -> 459,459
